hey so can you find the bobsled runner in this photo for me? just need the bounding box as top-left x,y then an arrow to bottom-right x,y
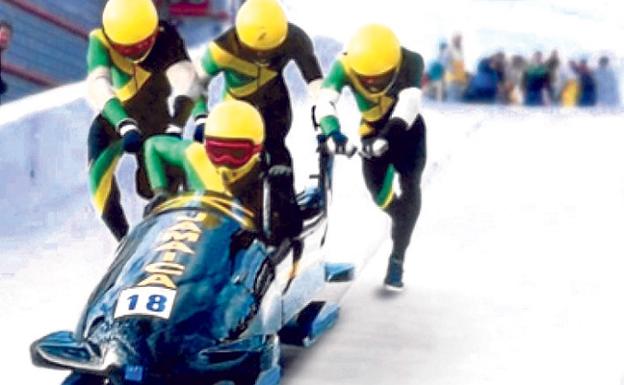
31,135 -> 354,385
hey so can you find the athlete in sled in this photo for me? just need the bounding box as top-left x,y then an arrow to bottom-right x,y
31,101 -> 354,385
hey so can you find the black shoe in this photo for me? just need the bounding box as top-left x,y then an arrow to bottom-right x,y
383,256 -> 404,291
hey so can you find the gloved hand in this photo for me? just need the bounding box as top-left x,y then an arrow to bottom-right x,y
164,124 -> 183,138
118,119 -> 142,153
327,130 -> 357,157
268,164 -> 293,178
143,189 -> 171,217
360,136 -> 389,159
193,113 -> 207,143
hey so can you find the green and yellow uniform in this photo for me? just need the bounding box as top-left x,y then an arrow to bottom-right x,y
193,2 -> 321,239
143,135 -> 262,217
145,136 -> 225,194
317,50 -> 425,138
146,101 -> 277,240
86,20 -> 199,240
315,25 -> 427,276
193,23 -> 322,167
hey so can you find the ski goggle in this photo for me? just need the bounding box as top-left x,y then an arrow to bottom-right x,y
109,31 -> 157,61
356,70 -> 397,93
204,137 -> 263,168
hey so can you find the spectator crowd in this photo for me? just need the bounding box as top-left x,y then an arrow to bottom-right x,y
423,33 -> 621,108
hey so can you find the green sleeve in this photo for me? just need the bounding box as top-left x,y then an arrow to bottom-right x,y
192,47 -> 224,117
201,46 -> 223,76
86,33 -> 111,73
318,59 -> 349,135
322,58 -> 349,93
319,116 -> 340,136
87,32 -> 130,127
102,99 -> 129,128
144,136 -> 188,191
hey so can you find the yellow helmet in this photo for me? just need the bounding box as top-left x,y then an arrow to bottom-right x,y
103,0 -> 158,56
346,24 -> 402,77
235,0 -> 288,51
204,100 -> 265,183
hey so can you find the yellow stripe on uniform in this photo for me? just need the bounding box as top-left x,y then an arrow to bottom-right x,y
360,94 -> 395,122
379,189 -> 395,209
209,42 -> 278,98
209,42 -> 257,77
338,57 -> 396,123
92,30 -> 152,102
115,67 -> 151,102
376,165 -> 396,209
91,157 -> 121,215
184,143 -> 227,193
358,122 -> 375,137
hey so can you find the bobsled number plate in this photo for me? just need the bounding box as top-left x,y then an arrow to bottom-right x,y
114,287 -> 177,320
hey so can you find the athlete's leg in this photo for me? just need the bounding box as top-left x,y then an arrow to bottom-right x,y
87,116 -> 127,241
382,116 -> 427,289
261,103 -> 302,241
388,115 -> 427,262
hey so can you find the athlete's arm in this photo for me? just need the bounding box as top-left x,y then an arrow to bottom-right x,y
144,135 -> 226,193
389,50 -> 425,130
144,136 -> 187,191
192,40 -> 227,118
85,32 -> 132,130
160,23 -> 202,134
315,58 -> 348,136
289,24 -> 323,101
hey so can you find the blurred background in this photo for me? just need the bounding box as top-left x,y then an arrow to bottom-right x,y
1,0 -> 622,107
0,0 -> 234,102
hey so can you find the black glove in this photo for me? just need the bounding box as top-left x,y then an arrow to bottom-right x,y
143,190 -> 171,217
118,119 -> 142,153
360,136 -> 389,159
193,113 -> 207,143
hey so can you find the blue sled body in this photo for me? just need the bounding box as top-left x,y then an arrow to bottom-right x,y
31,137 -> 354,385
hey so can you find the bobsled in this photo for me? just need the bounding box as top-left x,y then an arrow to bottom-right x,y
31,136 -> 354,385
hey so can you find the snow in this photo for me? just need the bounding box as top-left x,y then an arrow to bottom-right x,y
282,107 -> 624,385
2,1 -> 624,384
